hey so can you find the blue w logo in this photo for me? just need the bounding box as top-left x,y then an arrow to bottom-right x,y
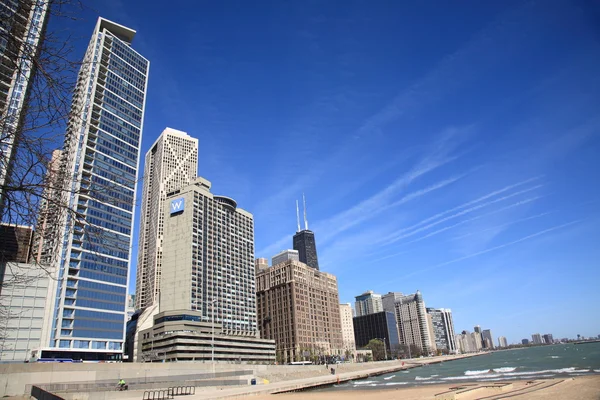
170,198 -> 184,214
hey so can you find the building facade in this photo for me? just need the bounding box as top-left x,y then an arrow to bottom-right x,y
38,18 -> 149,360
255,259 -> 343,363
455,331 -> 475,354
161,177 -> 257,336
355,290 -> 383,317
390,291 -> 433,354
137,310 -> 275,363
339,303 -> 356,360
135,128 -> 198,310
352,311 -> 400,359
0,0 -> 49,212
531,333 -> 543,345
0,224 -> 33,263
482,329 -> 494,349
543,334 -> 554,344
254,258 -> 268,274
0,262 -> 49,361
271,249 -> 299,266
498,336 -> 508,348
292,230 -> 319,270
382,291 -> 403,314
426,308 -> 457,353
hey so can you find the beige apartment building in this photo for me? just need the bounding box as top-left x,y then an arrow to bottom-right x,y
339,303 -> 356,360
255,259 -> 343,363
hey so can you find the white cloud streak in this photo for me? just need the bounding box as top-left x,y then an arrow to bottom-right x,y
401,220 -> 581,279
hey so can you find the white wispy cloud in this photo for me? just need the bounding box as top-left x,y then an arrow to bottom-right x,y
379,181 -> 545,246
400,220 -> 582,279
452,211 -> 556,241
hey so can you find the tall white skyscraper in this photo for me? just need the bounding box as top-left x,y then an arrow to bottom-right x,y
0,0 -> 49,212
38,18 -> 149,360
271,249 -> 299,266
135,128 -> 198,310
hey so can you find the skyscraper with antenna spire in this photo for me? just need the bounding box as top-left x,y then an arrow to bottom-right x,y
293,194 -> 319,270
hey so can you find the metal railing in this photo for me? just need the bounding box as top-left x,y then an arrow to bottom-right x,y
168,386 -> 195,396
142,390 -> 173,400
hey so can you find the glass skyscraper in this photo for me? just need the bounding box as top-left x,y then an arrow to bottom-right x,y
0,0 -> 49,213
39,18 -> 148,360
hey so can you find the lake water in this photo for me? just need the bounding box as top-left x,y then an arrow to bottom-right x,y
319,343 -> 600,390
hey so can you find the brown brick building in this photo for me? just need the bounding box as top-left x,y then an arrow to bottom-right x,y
255,259 -> 343,363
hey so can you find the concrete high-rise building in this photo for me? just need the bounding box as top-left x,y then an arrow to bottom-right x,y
135,128 -> 198,310
482,329 -> 494,350
390,291 -> 434,354
382,291 -> 403,314
271,249 -> 299,266
0,262 -> 49,361
38,18 -> 149,360
474,325 -> 482,334
456,331 -> 477,354
161,177 -> 257,336
30,149 -> 62,265
498,336 -> 508,348
339,303 -> 356,360
256,259 -> 343,363
0,224 -> 33,263
543,334 -> 554,344
426,314 -> 437,353
471,331 -> 483,351
355,290 -> 383,317
254,257 -> 268,274
522,338 -> 530,345
426,308 -> 457,353
0,0 -> 49,212
531,333 -> 543,345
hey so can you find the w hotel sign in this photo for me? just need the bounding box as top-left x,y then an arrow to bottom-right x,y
170,198 -> 185,215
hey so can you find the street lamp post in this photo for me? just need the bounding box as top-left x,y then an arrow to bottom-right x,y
374,338 -> 388,361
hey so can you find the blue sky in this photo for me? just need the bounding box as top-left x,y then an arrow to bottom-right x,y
59,0 -> 599,344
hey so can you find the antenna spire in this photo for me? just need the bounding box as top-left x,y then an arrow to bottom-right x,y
296,200 -> 301,232
303,193 -> 308,230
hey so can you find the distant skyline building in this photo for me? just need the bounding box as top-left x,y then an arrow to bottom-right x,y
522,338 -> 530,345
38,18 -> 149,360
382,291 -> 403,313
498,336 -> 508,348
482,329 -> 494,350
256,259 -> 343,363
271,249 -> 299,266
0,0 -> 49,213
161,177 -> 257,336
390,291 -> 434,354
531,333 -> 543,345
474,325 -> 482,334
30,149 -> 62,265
292,196 -> 319,270
339,303 -> 356,360
353,311 -> 400,359
456,331 -> 476,354
355,290 -> 383,317
426,308 -> 457,353
543,334 -> 554,344
471,331 -> 483,352
135,128 -> 198,310
254,257 -> 268,274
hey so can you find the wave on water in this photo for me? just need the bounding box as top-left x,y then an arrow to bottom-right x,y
550,356 -> 560,359
402,370 -> 410,373
464,369 -> 492,376
385,382 -> 408,386
353,381 -> 377,385
383,375 -> 396,380
415,376 -> 433,381
493,367 -> 517,373
594,370 -> 600,373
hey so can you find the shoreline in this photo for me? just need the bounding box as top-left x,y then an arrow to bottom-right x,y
245,375 -> 600,399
